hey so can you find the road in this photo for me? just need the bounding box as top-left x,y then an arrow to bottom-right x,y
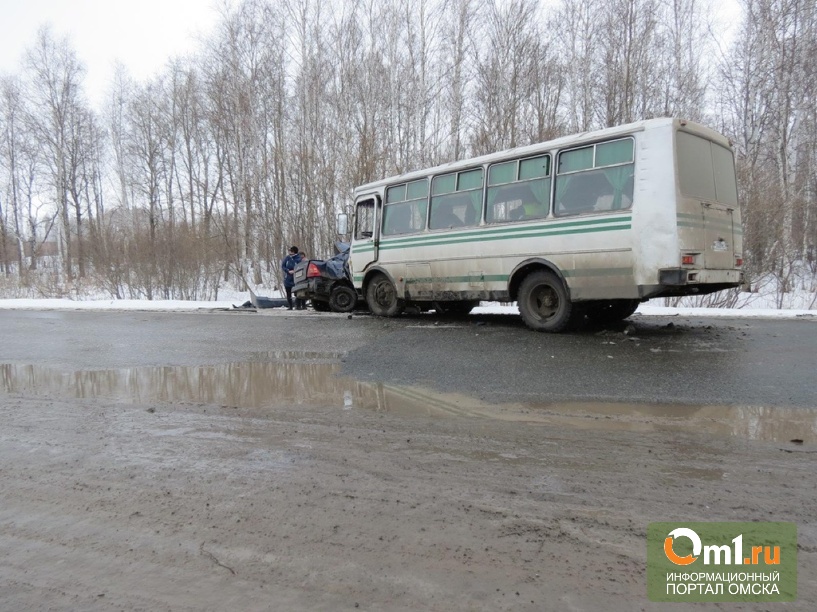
1,309 -> 815,611
3,309 -> 816,407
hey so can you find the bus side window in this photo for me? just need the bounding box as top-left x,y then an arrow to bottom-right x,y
433,199 -> 462,228
517,185 -> 547,219
462,200 -> 480,225
556,138 -> 634,216
608,166 -> 634,210
556,171 -> 613,215
383,205 -> 412,235
489,184 -> 543,222
431,193 -> 475,229
588,167 -> 635,212
488,186 -> 518,222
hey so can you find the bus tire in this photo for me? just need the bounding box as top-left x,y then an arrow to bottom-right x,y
518,270 -> 573,332
366,273 -> 405,317
329,286 -> 358,313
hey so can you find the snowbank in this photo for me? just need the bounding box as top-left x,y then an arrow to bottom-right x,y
0,298 -> 813,320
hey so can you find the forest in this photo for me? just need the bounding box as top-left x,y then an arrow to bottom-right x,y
0,0 -> 815,308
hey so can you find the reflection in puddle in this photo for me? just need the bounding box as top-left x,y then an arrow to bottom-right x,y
2,360 -> 815,444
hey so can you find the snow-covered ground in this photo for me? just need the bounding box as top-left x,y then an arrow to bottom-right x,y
0,294 -> 813,319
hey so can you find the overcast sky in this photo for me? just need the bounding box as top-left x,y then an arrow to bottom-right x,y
0,0 -> 221,107
1,0 -> 742,111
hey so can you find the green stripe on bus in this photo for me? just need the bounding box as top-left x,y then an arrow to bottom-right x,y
405,275 -> 506,284
383,224 -> 630,250
381,223 -> 630,251
403,267 -> 633,285
563,267 -> 633,278
677,217 -> 739,227
677,215 -> 743,234
385,216 -> 631,247
678,220 -> 743,235
352,216 -> 632,253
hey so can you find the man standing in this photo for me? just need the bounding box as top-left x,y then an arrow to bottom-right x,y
281,246 -> 305,310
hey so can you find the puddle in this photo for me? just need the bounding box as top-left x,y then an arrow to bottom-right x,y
1,360 -> 814,444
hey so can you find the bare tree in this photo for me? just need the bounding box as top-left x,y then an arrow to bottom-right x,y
557,0 -> 600,132
440,0 -> 475,160
24,27 -> 91,283
470,0 -> 539,154
655,0 -> 711,121
204,0 -> 288,287
528,15 -> 566,143
1,0 -> 813,309
718,0 -> 817,306
0,76 -> 26,275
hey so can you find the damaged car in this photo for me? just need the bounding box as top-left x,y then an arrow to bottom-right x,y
292,242 -> 359,313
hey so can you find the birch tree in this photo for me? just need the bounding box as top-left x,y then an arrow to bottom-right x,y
25,27 -> 90,282
557,0 -> 599,132
720,0 -> 816,303
470,0 -> 539,154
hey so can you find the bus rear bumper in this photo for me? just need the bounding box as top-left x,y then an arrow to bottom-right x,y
641,268 -> 744,298
658,268 -> 743,286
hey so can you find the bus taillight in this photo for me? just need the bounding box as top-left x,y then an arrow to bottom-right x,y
681,255 -> 695,265
735,256 -> 743,267
307,263 -> 321,278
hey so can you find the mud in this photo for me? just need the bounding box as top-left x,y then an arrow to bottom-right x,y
1,353 -> 815,611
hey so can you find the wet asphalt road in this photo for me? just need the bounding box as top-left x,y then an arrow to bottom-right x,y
1,309 -> 815,409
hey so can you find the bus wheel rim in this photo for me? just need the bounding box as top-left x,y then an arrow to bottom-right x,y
376,282 -> 394,307
532,285 -> 558,319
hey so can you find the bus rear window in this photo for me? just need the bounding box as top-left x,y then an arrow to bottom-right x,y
677,131 -> 738,206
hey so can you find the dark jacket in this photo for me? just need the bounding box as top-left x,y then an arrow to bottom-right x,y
282,253 -> 304,288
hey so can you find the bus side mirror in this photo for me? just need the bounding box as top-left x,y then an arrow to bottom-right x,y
337,213 -> 349,236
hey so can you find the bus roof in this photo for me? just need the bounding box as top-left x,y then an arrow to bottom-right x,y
354,117 -> 728,194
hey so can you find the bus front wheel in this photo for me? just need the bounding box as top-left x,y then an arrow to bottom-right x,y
518,271 -> 573,332
366,274 -> 405,317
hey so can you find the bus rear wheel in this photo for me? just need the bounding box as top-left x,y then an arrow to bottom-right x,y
518,270 -> 573,332
366,273 -> 404,317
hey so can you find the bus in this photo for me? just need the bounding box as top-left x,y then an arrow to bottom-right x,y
340,118 -> 744,332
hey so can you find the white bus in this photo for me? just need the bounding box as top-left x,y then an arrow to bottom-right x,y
341,118 -> 744,332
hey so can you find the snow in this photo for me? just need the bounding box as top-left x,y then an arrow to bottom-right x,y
0,298 -> 238,312
0,297 -> 813,320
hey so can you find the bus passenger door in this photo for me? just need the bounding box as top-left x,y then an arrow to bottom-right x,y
350,195 -> 380,282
